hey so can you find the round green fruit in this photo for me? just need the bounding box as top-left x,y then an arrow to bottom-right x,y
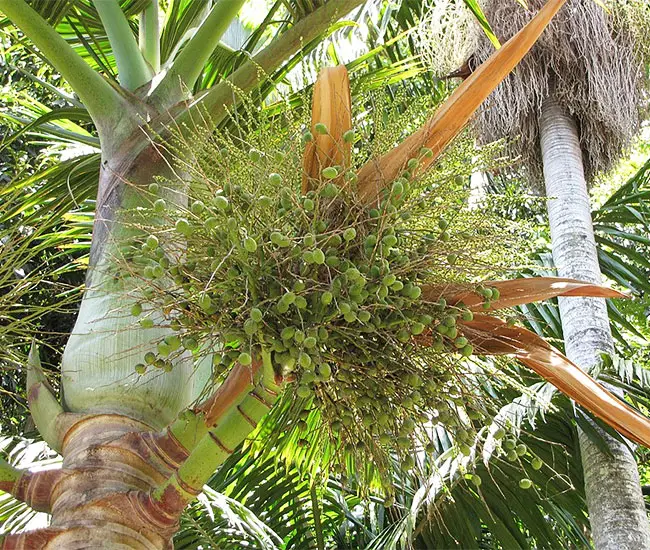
153,198 -> 167,213
213,196 -> 229,211
182,337 -> 199,351
175,218 -> 192,236
243,237 -> 258,253
296,385 -> 312,398
140,318 -> 154,329
322,168 -> 338,180
238,352 -> 252,366
250,308 -> 263,322
519,478 -> 533,490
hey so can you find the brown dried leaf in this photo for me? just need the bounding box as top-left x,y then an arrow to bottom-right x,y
426,276 -> 627,311
302,66 -> 352,193
459,314 -> 650,448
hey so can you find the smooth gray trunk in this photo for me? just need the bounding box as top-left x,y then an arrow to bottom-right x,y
540,94 -> 650,549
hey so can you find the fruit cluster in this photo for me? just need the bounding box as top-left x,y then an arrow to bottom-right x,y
117,120 -> 521,479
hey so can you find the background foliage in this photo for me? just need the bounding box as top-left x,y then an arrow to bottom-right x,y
1,0 -> 650,548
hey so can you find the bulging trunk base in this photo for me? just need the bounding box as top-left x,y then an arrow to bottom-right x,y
3,413 -> 190,550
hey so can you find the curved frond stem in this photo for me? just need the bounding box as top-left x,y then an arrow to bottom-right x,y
151,0 -> 246,106
150,354 -> 284,515
177,0 -> 365,130
0,0 -> 126,128
0,465 -> 67,513
0,457 -> 22,488
139,0 -> 160,72
93,0 -> 153,91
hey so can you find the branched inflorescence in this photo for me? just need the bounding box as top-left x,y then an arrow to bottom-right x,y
111,95 -> 523,479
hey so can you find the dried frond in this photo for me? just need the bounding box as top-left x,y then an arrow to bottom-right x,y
471,0 -> 647,186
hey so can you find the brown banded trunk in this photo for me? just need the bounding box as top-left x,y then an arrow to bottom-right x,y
6,414 -> 191,549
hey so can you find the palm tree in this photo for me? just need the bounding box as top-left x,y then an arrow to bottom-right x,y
461,0 -> 650,547
1,0 -> 649,546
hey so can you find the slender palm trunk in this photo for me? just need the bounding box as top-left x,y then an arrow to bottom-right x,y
540,94 -> 650,549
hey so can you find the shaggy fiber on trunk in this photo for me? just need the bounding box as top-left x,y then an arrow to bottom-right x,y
473,0 -> 645,186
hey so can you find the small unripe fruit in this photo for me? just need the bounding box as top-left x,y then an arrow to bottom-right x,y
182,337 -> 199,351
296,385 -> 312,398
343,227 -> 357,241
248,149 -> 261,162
322,167 -> 338,180
148,182 -> 160,194
140,318 -> 154,329
281,327 -> 295,340
250,308 -> 263,323
243,237 -> 258,253
268,173 -> 282,185
213,196 -> 229,211
135,363 -> 147,375
190,200 -> 205,215
314,122 -> 328,134
157,342 -> 171,357
531,457 -> 543,470
244,319 -> 258,336
358,310 -> 371,323
144,352 -> 156,364
312,248 -> 325,264
131,303 -> 143,317
175,218 -> 191,236
146,235 -> 159,249
238,352 -> 252,366
343,129 -> 355,143
205,217 -> 219,230
519,478 -> 533,489
411,322 -> 425,335
303,336 -> 317,349
153,198 -> 166,213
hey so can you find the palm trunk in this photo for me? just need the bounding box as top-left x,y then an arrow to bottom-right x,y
540,94 -> 650,549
